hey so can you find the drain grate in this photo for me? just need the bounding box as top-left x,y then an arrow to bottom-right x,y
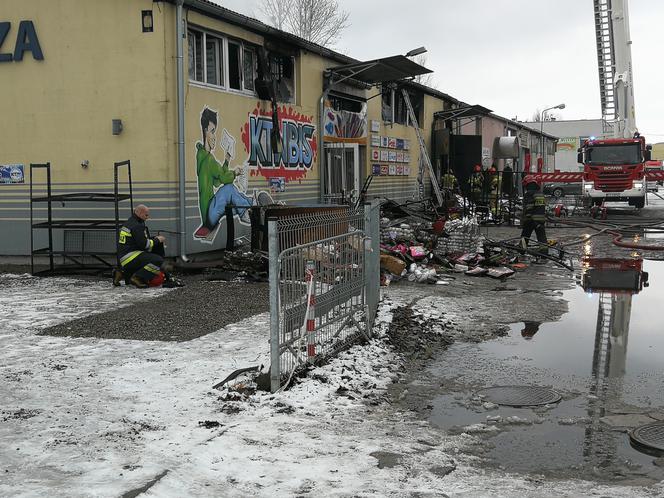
630,422 -> 664,454
476,386 -> 562,407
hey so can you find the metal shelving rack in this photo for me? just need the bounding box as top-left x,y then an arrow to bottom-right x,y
30,160 -> 133,275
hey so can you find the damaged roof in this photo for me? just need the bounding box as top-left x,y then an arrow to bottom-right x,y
164,0 -> 459,103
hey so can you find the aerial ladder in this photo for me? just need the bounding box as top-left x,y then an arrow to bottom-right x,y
526,0 -> 664,193
594,0 -> 636,138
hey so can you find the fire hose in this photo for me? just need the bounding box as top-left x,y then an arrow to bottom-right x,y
552,217 -> 664,251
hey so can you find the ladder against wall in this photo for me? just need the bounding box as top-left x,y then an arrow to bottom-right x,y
30,161 -> 133,275
400,88 -> 444,206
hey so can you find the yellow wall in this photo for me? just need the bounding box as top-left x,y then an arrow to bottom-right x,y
361,91 -> 447,200
1,0 -> 174,185
1,0 -> 456,254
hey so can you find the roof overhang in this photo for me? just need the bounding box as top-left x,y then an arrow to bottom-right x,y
326,55 -> 432,86
433,104 -> 493,121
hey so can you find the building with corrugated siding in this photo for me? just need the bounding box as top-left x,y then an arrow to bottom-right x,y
1,0 -> 554,259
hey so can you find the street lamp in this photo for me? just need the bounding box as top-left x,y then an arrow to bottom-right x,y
405,46 -> 427,57
540,103 -> 565,172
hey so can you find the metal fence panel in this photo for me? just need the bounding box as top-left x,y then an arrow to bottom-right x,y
269,205 -> 379,392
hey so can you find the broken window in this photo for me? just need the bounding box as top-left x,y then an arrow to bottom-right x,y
270,53 -> 295,103
381,86 -> 393,122
382,86 -> 424,127
394,91 -> 408,125
243,48 -> 255,92
328,93 -> 364,113
254,49 -> 296,103
228,41 -> 241,90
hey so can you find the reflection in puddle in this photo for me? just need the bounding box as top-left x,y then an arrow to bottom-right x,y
419,258 -> 664,483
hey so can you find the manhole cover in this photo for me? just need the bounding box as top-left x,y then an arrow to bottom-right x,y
630,422 -> 664,454
476,386 -> 561,407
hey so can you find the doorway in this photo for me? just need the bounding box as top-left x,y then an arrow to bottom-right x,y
324,143 -> 359,203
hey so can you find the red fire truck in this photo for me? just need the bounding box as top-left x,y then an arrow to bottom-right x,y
525,136 -> 664,208
578,135 -> 651,208
524,1 -> 664,208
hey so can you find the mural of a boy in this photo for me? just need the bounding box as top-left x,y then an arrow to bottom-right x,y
194,107 -> 253,240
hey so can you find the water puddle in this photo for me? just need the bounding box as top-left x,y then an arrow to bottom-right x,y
409,258 -> 664,483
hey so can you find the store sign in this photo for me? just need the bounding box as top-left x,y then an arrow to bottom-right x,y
557,137 -> 578,151
242,104 -> 317,181
0,21 -> 44,62
0,164 -> 24,184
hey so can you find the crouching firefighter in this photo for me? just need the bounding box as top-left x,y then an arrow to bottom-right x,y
520,181 -> 548,258
113,204 -> 182,288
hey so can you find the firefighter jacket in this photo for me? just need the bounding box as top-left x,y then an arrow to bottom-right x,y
523,191 -> 546,222
469,173 -> 483,193
118,213 -> 157,259
441,173 -> 458,190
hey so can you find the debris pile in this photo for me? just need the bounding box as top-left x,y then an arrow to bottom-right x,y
379,212 -> 522,286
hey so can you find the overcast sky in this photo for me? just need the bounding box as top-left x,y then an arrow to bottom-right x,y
217,0 -> 664,141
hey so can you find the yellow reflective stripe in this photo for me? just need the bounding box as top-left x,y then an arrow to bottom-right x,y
120,250 -> 142,266
144,263 -> 161,274
147,238 -> 154,251
118,228 -> 132,244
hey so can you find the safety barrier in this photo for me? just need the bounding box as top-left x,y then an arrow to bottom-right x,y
268,200 -> 380,392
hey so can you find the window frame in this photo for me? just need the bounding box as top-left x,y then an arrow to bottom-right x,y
382,87 -> 424,128
269,52 -> 296,104
187,26 -> 257,96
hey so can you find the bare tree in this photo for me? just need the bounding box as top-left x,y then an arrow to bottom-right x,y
531,108 -> 561,122
259,0 -> 292,31
259,0 -> 350,48
411,54 -> 437,89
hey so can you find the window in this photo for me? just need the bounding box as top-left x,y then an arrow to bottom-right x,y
270,54 -> 294,103
243,48 -> 255,91
188,30 -> 203,81
382,87 -> 423,127
394,91 -> 408,125
188,27 -> 256,94
329,94 -> 364,113
381,87 -> 393,122
587,144 -> 641,165
205,37 -> 222,86
228,41 -> 241,90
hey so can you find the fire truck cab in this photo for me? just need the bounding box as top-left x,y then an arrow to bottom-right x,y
577,135 -> 651,208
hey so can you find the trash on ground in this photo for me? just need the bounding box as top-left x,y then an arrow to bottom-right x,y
377,199 -> 527,286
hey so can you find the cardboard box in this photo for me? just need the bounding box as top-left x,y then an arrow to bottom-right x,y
380,254 -> 406,275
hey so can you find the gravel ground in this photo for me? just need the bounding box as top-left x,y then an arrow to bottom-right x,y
40,280 -> 269,341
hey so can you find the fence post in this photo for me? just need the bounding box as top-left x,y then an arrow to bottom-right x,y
364,200 -> 380,335
268,218 -> 280,393
305,260 -> 317,360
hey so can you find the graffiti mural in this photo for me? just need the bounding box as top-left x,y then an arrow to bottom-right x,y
193,106 -> 272,244
241,104 -> 317,181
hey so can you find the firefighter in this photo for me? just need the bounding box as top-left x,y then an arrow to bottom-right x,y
441,167 -> 458,192
469,164 -> 483,204
521,181 -> 548,258
113,204 -> 180,288
487,165 -> 501,217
